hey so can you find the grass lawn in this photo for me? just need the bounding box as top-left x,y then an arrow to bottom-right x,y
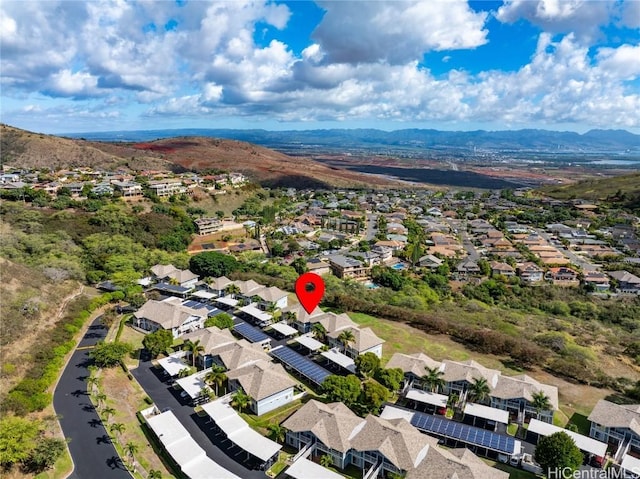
348,312 -> 519,373
240,398 -> 307,435
118,325 -> 146,369
484,460 -> 540,479
507,423 -> 518,436
97,367 -> 173,477
567,412 -> 591,436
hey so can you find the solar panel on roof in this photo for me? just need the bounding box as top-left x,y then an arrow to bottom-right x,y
233,322 -> 270,343
410,411 -> 515,454
270,346 -> 331,386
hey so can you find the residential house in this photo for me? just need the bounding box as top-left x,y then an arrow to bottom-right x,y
148,179 -> 186,197
134,298 -> 209,338
281,303 -> 325,333
305,258 -> 331,276
516,262 -> 544,283
253,286 -> 288,311
283,400 -> 507,479
386,352 -> 441,387
490,375 -> 559,424
456,259 -> 481,277
195,217 -> 223,235
326,255 -> 370,279
583,271 -> 611,292
233,279 -> 266,303
418,254 -> 444,269
440,360 -> 500,398
209,339 -> 271,371
609,271 -> 640,294
545,267 -> 579,285
327,326 -> 385,358
181,326 -> 236,368
206,276 -> 234,297
111,180 -> 142,197
150,264 -> 199,289
588,400 -> 640,455
226,360 -> 297,415
490,261 -> 515,277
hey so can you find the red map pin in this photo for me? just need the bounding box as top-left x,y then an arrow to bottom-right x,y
295,272 -> 325,314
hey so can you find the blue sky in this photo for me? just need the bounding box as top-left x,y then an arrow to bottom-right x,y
1,0 -> 639,134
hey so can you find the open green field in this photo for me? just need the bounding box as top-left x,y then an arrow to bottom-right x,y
538,171 -> 640,201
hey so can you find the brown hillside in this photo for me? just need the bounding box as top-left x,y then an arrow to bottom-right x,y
1,124 -> 403,188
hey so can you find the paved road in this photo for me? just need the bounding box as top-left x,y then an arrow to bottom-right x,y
54,317 -> 131,479
536,230 -> 599,271
132,356 -> 267,479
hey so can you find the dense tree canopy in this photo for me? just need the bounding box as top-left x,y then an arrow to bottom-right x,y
204,312 -> 234,329
189,251 -> 241,278
90,341 -> 133,367
142,329 -> 173,358
322,375 -> 361,407
355,352 -> 381,378
535,432 -> 583,476
0,416 -> 39,467
375,368 -> 404,392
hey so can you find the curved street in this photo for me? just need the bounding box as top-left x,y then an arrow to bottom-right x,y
53,316 -> 131,479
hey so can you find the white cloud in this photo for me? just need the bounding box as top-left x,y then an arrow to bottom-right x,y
311,0 -> 488,64
496,0 -> 619,42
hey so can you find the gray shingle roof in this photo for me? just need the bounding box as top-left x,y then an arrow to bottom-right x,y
588,399 -> 640,435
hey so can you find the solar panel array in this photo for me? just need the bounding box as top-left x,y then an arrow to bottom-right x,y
233,322 -> 270,343
183,300 -> 220,316
410,411 -> 516,454
270,346 -> 331,386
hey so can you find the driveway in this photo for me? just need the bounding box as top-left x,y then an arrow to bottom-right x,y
132,356 -> 267,479
53,317 -> 131,479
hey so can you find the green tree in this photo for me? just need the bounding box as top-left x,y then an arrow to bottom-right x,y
360,381 -> 390,414
189,251 -> 240,278
231,389 -> 251,413
468,377 -> 491,404
375,368 -> 404,392
90,342 -> 133,368
204,312 -> 234,329
267,423 -> 287,444
534,432 -> 583,477
355,352 -> 381,378
86,375 -> 100,394
0,416 -> 39,467
148,470 -> 162,479
322,375 -> 361,407
142,329 -> 174,358
320,454 -> 333,467
125,441 -> 139,468
204,366 -> 227,396
110,423 -> 125,441
184,339 -> 205,368
312,322 -> 327,341
102,406 -> 116,423
291,257 -> 308,275
24,437 -> 65,473
94,392 -> 107,409
421,366 -> 445,393
531,391 -> 552,419
337,329 -> 356,354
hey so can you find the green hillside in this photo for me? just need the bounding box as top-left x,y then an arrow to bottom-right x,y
539,172 -> 640,211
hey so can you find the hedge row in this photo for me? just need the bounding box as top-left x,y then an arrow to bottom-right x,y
1,292 -> 120,415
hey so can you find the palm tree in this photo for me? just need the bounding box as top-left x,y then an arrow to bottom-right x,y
110,422 -> 125,442
421,366 -> 445,393
102,406 -> 116,423
148,470 -> 162,479
531,391 -> 552,420
198,386 -> 214,403
468,377 -> 491,404
86,376 -> 100,394
125,441 -> 138,468
225,284 -> 240,298
231,389 -> 251,413
204,366 -> 227,396
184,339 -> 204,368
337,329 -> 356,354
267,423 -> 286,444
94,392 -> 107,410
320,454 -> 333,467
312,322 -> 326,341
178,367 -> 191,378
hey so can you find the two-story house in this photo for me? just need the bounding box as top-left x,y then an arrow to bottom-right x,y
490,375 -> 559,424
589,400 -> 640,456
134,298 -> 208,338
